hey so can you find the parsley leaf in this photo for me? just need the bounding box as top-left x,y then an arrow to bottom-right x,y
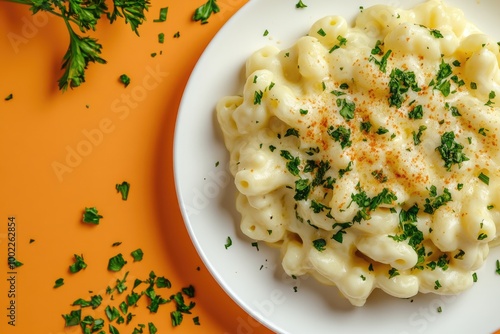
69,254 -> 87,273
116,181 -> 130,200
436,131 -> 469,170
108,253 -> 127,272
193,0 -> 220,24
82,207 -> 103,224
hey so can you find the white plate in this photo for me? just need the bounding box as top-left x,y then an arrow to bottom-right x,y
174,1 -> 500,333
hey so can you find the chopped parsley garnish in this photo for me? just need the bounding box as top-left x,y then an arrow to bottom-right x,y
294,179 -> 311,201
285,128 -> 300,137
299,108 -> 308,115
312,238 -> 327,251
153,7 -> 168,22
131,248 -> 144,262
478,172 -> 490,185
369,48 -> 392,73
157,32 -> 165,44
224,236 -> 232,249
82,207 -> 103,224
436,131 -> 469,170
360,121 -> 372,133
4,93 -> 13,101
296,0 -> 307,8
388,68 -> 420,108
263,29 -> 269,37
423,186 -> 452,214
192,0 -> 220,24
434,280 -> 442,290
408,105 -> 423,119
54,278 -> 65,288
329,35 -> 347,53
371,169 -> 388,183
430,60 -> 453,96
116,181 -> 130,200
108,253 -> 127,272
429,29 -> 443,38
336,98 -> 355,121
470,82 -> 477,90
496,260 -> 500,275
485,90 -> 496,106
376,127 -> 389,135
280,150 -> 301,176
328,125 -> 352,149
317,28 -> 326,37
69,254 -> 87,273
388,267 -> 399,278
412,125 -> 427,146
253,90 -> 264,105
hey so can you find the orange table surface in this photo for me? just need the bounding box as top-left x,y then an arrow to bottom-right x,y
0,1 -> 273,333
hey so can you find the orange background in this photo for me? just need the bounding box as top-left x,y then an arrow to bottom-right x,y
0,1 -> 273,333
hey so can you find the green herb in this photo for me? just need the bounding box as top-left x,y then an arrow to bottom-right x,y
470,82 -> 477,90
478,233 -> 488,240
312,238 -> 327,251
485,90 -> 496,106
437,306 -> 443,313
193,0 -> 220,24
317,28 -> 326,37
299,109 -> 308,115
4,93 -> 13,101
424,186 -> 452,214
69,254 -> 87,273
336,98 -> 355,121
224,236 -> 232,249
472,272 -> 478,282
263,29 -> 269,36
434,280 -> 442,290
7,258 -> 23,268
408,105 -> 423,119
8,0 -> 149,90
388,68 -> 420,108
412,125 -> 427,146
254,90 -> 263,105
82,207 -> 103,224
360,121 -> 372,133
296,0 -> 307,8
105,305 -> 120,321
450,106 -> 462,117
371,40 -> 383,55
436,131 -> 469,171
173,31 -> 180,38
157,32 -> 165,44
478,172 -> 490,185
454,249 -> 465,259
328,125 -> 352,149
429,29 -> 443,38
294,179 -> 311,201
388,267 -> 399,278
280,150 -> 301,176
62,309 -> 81,326
478,128 -> 489,136
430,60 -> 453,97
153,7 -> 168,22
369,49 -> 392,73
371,169 -> 388,183
496,260 -> 500,275
108,253 -> 127,272
329,35 -> 347,52
54,278 -> 65,288
376,127 -> 389,135
131,248 -> 144,262
285,128 -> 300,137
116,181 -> 130,200
119,74 -> 131,87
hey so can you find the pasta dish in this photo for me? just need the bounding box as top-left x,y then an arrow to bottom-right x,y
216,0 -> 500,306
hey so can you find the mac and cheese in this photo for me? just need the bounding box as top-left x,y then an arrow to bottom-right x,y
216,0 -> 500,306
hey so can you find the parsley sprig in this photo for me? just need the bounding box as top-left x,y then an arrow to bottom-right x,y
5,0 -> 150,90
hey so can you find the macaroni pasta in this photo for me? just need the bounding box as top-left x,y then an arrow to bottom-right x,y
216,0 -> 500,306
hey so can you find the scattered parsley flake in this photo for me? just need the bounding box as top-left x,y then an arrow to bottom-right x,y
224,236 -> 232,249
154,7 -> 168,22
478,172 -> 490,185
295,0 -> 307,8
116,181 -> 130,200
158,32 -> 165,43
312,238 -> 327,251
69,254 -> 87,273
193,0 -> 219,24
54,278 -> 65,288
108,253 -> 127,272
4,93 -> 13,101
82,207 -> 103,224
131,248 -> 144,262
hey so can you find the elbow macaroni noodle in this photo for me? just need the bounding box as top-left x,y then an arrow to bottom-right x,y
216,0 -> 500,306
